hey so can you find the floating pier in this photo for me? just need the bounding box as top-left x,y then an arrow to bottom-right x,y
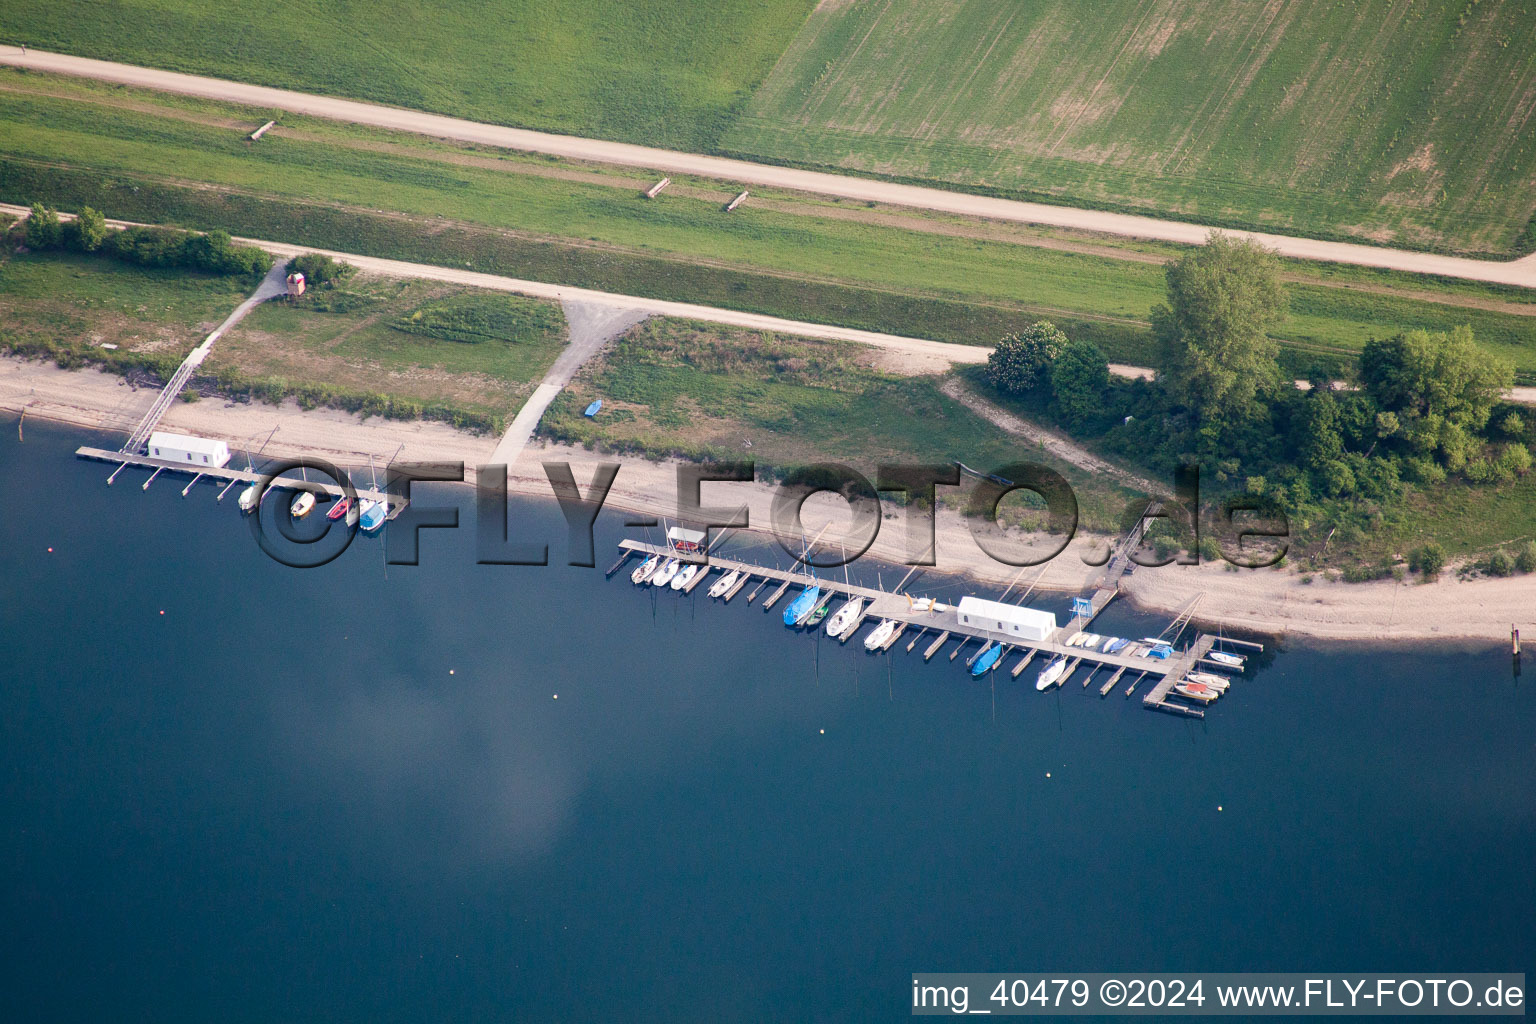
77,446 -> 400,515
612,515 -> 1258,720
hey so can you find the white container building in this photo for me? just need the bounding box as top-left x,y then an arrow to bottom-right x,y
147,430 -> 231,469
956,596 -> 1056,641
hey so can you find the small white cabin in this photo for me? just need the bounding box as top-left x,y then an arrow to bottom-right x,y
957,596 -> 1056,641
147,430 -> 231,469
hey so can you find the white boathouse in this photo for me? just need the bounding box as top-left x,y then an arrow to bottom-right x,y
956,596 -> 1056,641
147,430 -> 231,468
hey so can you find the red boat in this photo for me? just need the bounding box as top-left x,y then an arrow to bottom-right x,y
326,496 -> 352,520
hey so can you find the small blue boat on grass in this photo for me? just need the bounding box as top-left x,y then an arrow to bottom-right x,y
584,400 -> 603,418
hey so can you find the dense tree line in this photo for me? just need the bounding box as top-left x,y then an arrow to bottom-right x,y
14,203 -> 270,278
985,233 -> 1533,566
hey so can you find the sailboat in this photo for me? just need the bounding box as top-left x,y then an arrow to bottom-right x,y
1174,680 -> 1220,702
1035,657 -> 1068,691
1209,651 -> 1245,668
825,597 -> 864,638
651,558 -> 680,587
1186,671 -> 1229,690
708,569 -> 740,598
631,555 -> 660,585
358,452 -> 390,533
783,584 -> 821,626
970,644 -> 1003,677
238,483 -> 260,513
326,496 -> 352,521
862,619 -> 897,651
290,490 -> 315,518
670,563 -> 699,590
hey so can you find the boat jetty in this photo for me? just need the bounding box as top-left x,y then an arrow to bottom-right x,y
606,512 -> 1263,720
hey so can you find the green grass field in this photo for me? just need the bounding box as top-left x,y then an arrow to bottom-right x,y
0,0 -> 816,151
725,0 -> 1536,256
215,279 -> 569,426
540,318 -> 1137,529
4,77 -> 1532,379
0,249 -> 568,430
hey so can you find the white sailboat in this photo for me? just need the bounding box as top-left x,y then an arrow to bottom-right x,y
238,483 -> 259,513
671,563 -> 699,590
651,558 -> 680,587
863,619 -> 897,651
826,597 -> 864,638
1035,657 -> 1068,691
708,569 -> 740,598
631,555 -> 659,585
290,490 -> 315,518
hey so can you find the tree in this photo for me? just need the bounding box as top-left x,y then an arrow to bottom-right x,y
24,203 -> 61,249
1359,326 -> 1513,465
1298,393 -> 1344,471
1151,232 -> 1287,436
73,206 -> 108,252
1051,338 -> 1109,426
985,320 -> 1067,395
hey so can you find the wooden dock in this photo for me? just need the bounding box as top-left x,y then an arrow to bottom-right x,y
613,538 -> 1235,716
77,446 -> 402,516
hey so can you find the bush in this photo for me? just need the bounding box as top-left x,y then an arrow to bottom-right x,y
985,320 -> 1067,395
24,203 -> 60,249
69,206 -> 108,252
290,252 -> 350,288
1408,541 -> 1446,580
1487,550 -> 1516,577
1516,541 -> 1536,574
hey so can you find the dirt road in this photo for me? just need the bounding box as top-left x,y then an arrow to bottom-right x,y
5,48 -> 1534,289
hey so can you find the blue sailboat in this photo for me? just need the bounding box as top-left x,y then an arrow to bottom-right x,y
783,583 -> 822,627
970,644 -> 1003,677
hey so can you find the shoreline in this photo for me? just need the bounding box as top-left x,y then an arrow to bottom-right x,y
3,355 -> 1532,643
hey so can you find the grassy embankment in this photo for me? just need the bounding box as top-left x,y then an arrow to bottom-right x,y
0,0 -> 817,152
0,249 -> 568,433
1,75 -> 1532,381
4,1 -> 1532,256
728,0 -> 1536,257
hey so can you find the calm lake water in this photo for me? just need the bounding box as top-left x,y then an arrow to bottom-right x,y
2,420 -> 1533,1022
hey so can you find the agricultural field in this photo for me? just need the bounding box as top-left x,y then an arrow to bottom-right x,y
0,0 -> 817,151
4,73 -> 1533,380
725,0 -> 1536,256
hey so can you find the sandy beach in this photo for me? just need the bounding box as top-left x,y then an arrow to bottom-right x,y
3,354 -> 1531,643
